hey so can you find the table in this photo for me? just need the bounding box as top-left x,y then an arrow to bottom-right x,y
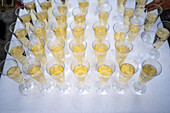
0,0 -> 170,113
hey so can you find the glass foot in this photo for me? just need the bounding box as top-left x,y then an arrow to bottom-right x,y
113,81 -> 128,94
41,78 -> 55,94
75,83 -> 90,95
56,82 -> 71,95
131,82 -> 146,95
149,49 -> 160,59
95,81 -> 110,95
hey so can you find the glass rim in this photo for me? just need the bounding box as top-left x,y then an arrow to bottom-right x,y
141,31 -> 159,45
30,20 -> 46,32
47,38 -> 65,52
69,40 -> 87,53
72,7 -> 87,16
97,3 -> 112,13
115,40 -> 133,54
70,21 -> 86,32
37,0 -> 51,4
27,38 -> 45,52
15,6 -> 30,17
51,23 -> 67,33
9,22 -> 26,34
113,22 -> 129,33
141,59 -> 162,77
92,22 -> 110,33
52,7 -> 67,16
129,15 -> 145,26
123,0 -> 138,9
145,4 -> 163,15
92,39 -> 110,52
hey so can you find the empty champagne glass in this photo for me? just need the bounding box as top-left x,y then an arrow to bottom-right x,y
71,59 -> 90,95
95,59 -> 116,95
5,39 -> 28,65
70,21 -> 86,43
9,22 -> 29,48
135,0 -> 148,17
92,40 -> 110,63
92,22 -> 109,42
77,0 -> 89,13
69,40 -> 87,62
97,3 -> 112,25
46,60 -> 71,94
47,38 -> 65,62
144,4 -> 162,31
131,59 -> 162,95
153,21 -> 170,49
113,58 -> 138,94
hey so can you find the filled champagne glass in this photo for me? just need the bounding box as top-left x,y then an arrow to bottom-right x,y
96,59 -> 116,95
71,59 -> 90,95
131,59 -> 162,95
69,40 -> 87,62
97,3 -> 112,25
92,22 -> 109,42
22,58 -> 54,94
72,7 -> 87,26
92,40 -> 110,63
47,38 -> 65,62
5,39 -> 28,65
15,6 -> 34,33
117,0 -> 126,14
9,22 -> 29,48
0,59 -> 40,98
135,0 -> 148,17
77,0 -> 89,13
128,15 -> 145,42
153,21 -> 170,49
113,58 -> 138,94
70,21 -> 86,43
23,0 -> 37,21
115,40 -> 133,66
27,35 -> 47,65
144,4 -> 162,31
46,60 -> 71,94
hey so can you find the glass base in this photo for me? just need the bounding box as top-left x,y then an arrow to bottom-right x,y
41,78 -> 55,94
75,82 -> 90,95
149,49 -> 160,59
113,81 -> 128,94
56,82 -> 71,95
95,81 -> 110,95
131,82 -> 146,95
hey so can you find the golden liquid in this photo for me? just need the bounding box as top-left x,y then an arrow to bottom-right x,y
25,2 -> 37,21
117,0 -> 126,13
51,44 -> 65,61
72,27 -> 84,42
31,44 -> 47,65
33,28 -> 47,43
58,5 -> 67,14
7,66 -> 25,84
119,63 -> 135,84
128,23 -> 141,42
36,12 -> 48,20
40,2 -> 52,20
55,14 -> 67,25
144,12 -> 158,31
94,43 -> 108,62
50,64 -> 65,85
27,64 -> 46,84
135,0 -> 148,17
116,45 -> 130,65
15,29 -> 29,47
10,46 -> 28,65
53,26 -> 67,42
79,1 -> 89,13
98,0 -> 104,4
124,8 -> 134,26
153,28 -> 170,49
94,26 -> 107,41
73,65 -> 88,85
99,12 -> 109,25
139,64 -> 157,85
74,14 -> 86,25
72,44 -> 85,61
114,32 -> 126,42
20,14 -> 34,33
98,65 -> 113,85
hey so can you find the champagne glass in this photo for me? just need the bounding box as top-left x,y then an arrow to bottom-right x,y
131,59 -> 162,95
70,21 -> 86,43
117,0 -> 126,14
153,21 -> 170,49
0,59 -> 41,98
29,20 -> 47,44
72,7 -> 87,27
47,38 -> 65,62
46,60 -> 71,94
115,40 -> 133,66
22,58 -> 55,94
113,21 -> 129,44
123,0 -> 138,27
51,22 -> 67,43
23,0 -> 37,21
5,39 -> 28,65
71,59 -> 90,95
92,40 -> 110,63
128,15 -> 145,42
27,35 -> 47,65
95,59 -> 116,95
92,22 -> 109,42
69,40 -> 87,62
77,0 -> 89,13
135,0 -> 148,17
144,4 -> 162,31
37,0 -> 52,21
113,58 -> 138,94
9,22 -> 29,48
97,3 -> 112,25
15,6 -> 34,33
